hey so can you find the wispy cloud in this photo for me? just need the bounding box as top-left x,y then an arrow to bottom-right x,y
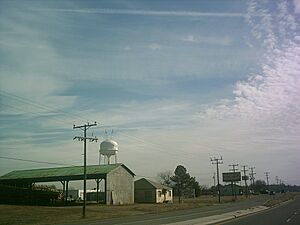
201,0 -> 300,133
293,0 -> 300,13
245,0 -> 277,50
181,35 -> 197,42
124,46 -> 132,51
2,0 -> 300,185
31,8 -> 245,18
181,35 -> 232,46
148,43 -> 161,50
194,0 -> 300,183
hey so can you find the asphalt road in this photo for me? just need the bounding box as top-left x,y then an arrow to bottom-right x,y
218,195 -> 300,225
69,195 -> 270,225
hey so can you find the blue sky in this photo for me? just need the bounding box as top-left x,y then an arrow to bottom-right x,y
0,0 -> 300,187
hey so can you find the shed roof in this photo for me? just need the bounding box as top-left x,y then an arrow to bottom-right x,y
0,164 -> 134,184
135,178 -> 172,190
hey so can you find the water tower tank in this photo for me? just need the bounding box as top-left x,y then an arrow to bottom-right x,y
99,139 -> 118,164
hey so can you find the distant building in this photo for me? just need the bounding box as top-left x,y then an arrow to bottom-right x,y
134,178 -> 173,203
67,189 -> 105,202
220,184 -> 243,196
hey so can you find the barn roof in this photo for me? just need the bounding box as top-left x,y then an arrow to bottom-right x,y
0,164 -> 135,185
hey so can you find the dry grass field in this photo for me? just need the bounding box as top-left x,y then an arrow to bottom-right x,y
0,195 -> 287,225
263,192 -> 298,207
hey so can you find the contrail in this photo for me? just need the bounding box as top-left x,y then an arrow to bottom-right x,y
31,8 -> 245,17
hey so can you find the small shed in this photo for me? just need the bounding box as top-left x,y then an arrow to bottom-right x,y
134,178 -> 173,203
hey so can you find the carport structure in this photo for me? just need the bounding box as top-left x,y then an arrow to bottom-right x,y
0,163 -> 135,205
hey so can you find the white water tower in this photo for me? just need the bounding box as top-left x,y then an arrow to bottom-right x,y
99,139 -> 118,165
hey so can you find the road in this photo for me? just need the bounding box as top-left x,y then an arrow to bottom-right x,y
68,195 -> 270,225
218,195 -> 300,225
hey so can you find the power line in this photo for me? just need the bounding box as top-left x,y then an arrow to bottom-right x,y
0,102 -> 77,127
0,156 -> 73,166
116,132 -> 201,161
1,91 -> 229,162
114,131 -> 226,162
2,91 -> 194,158
0,90 -> 88,123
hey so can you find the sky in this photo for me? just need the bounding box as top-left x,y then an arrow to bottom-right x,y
0,0 -> 300,188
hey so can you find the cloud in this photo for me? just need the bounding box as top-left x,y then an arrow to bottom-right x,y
181,35 -> 196,42
246,0 -> 277,50
277,1 -> 297,40
181,35 -> 232,46
200,0 -> 300,136
124,46 -> 132,51
195,0 -> 300,184
293,0 -> 300,13
246,0 -> 298,50
1,0 -> 300,186
31,8 -> 245,18
201,39 -> 300,130
148,43 -> 161,50
0,74 -> 70,97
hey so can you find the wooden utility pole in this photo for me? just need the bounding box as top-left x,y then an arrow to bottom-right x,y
241,165 -> 248,198
249,167 -> 256,186
264,172 -> 270,187
73,122 -> 98,218
211,157 -> 223,203
229,164 -> 239,199
213,172 -> 216,196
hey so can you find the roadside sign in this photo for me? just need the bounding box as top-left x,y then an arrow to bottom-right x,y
242,175 -> 249,181
222,172 -> 241,182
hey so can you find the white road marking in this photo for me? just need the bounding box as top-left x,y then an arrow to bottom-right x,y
286,209 -> 299,223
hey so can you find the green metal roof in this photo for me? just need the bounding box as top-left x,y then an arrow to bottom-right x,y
0,164 -> 134,184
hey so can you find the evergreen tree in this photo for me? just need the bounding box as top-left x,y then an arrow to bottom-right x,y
171,165 -> 192,203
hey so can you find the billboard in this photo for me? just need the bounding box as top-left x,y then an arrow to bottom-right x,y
222,172 -> 241,182
242,175 -> 249,181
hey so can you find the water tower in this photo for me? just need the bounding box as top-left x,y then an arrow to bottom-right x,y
99,139 -> 118,165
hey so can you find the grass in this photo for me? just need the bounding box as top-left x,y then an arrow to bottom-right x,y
0,195 -> 266,225
263,192 -> 299,207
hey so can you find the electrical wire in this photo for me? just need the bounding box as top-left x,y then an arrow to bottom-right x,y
0,90 -> 88,123
0,91 -> 220,163
0,156 -> 74,166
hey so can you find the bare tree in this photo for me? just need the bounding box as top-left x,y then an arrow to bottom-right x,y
157,170 -> 173,187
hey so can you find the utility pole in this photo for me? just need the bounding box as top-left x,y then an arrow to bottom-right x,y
213,172 -> 216,196
241,165 -> 248,198
249,167 -> 256,186
211,156 -> 223,203
229,164 -> 239,199
276,176 -> 279,193
265,172 -> 270,187
73,122 -> 98,218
